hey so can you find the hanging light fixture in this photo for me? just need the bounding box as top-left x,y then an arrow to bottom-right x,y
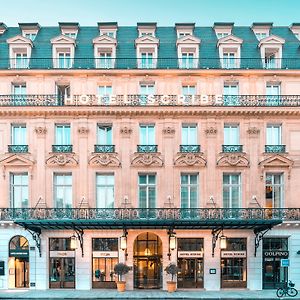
169,233 -> 177,251
70,233 -> 78,250
219,233 -> 227,250
120,231 -> 127,251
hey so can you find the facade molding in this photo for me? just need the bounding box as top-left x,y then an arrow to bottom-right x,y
131,152 -> 164,167
46,153 -> 79,167
174,152 -> 207,167
217,153 -> 250,167
89,153 -> 121,167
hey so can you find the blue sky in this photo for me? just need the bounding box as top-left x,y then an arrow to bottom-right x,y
1,0 -> 300,26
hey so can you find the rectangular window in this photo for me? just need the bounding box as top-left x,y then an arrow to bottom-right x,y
181,52 -> 194,69
96,174 -> 114,208
98,85 -> 112,105
223,174 -> 241,208
255,32 -> 267,40
223,52 -> 236,68
264,52 -> 277,69
98,52 -> 113,68
49,238 -> 72,251
266,124 -> 281,145
64,32 -> 77,39
217,32 -> 229,39
97,125 -> 112,145
10,173 -> 28,208
266,84 -> 281,105
138,174 -> 156,208
141,52 -> 153,68
180,174 -> 198,208
55,124 -> 71,145
58,52 -> 71,68
224,124 -> 239,145
139,124 -> 155,145
11,124 -> 26,145
223,83 -> 239,105
182,124 -> 197,145
182,85 -> 196,95
24,33 -> 37,41
265,174 -> 283,208
53,173 -> 72,208
15,53 -> 28,68
139,84 -> 155,105
13,84 -> 26,95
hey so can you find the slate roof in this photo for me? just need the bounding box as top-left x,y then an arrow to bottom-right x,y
0,25 -> 299,69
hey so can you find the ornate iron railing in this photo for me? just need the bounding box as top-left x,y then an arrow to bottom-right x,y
180,145 -> 201,153
52,145 -> 73,153
137,145 -> 158,153
0,208 -> 299,221
265,145 -> 286,153
1,95 -> 300,107
94,145 -> 115,153
8,145 -> 28,153
222,145 -> 243,153
2,57 -> 300,70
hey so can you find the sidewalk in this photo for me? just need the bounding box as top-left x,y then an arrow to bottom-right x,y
0,289 -> 298,300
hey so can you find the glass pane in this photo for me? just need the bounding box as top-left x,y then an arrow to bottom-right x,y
148,175 -> 156,184
139,175 -> 146,184
139,187 -> 147,208
181,187 -> 188,208
149,187 -> 156,208
223,187 -> 230,208
190,175 -> 198,184
181,175 -> 189,184
190,186 -> 198,208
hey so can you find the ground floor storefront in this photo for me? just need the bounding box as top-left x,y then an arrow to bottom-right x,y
0,223 -> 299,291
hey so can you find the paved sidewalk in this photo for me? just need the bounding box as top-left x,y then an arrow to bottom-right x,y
0,289 -> 298,299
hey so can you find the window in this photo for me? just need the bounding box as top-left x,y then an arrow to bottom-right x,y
58,52 -> 71,68
179,32 -> 191,37
266,124 -> 281,145
180,52 -> 195,69
182,124 -> 197,145
139,124 -> 155,145
266,84 -> 281,105
64,32 -> 77,39
98,85 -> 112,105
12,84 -> 26,104
264,52 -> 277,69
96,174 -> 114,208
224,124 -> 239,145
49,238 -> 72,251
224,83 -> 239,105
139,84 -> 155,105
11,124 -> 26,145
10,173 -> 28,208
97,125 -> 112,145
182,85 -> 196,95
139,174 -> 156,208
141,52 -> 154,68
217,32 -> 229,39
55,124 -> 71,145
97,51 -> 113,68
53,173 -> 72,208
265,174 -> 283,208
223,52 -> 236,69
100,30 -> 116,38
15,52 -> 28,69
223,174 -> 241,208
180,174 -> 198,208
255,32 -> 268,40
24,33 -> 37,41
140,32 -> 154,37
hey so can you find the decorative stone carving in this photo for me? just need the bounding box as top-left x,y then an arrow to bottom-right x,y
120,126 -> 132,137
77,126 -> 89,135
35,126 -> 47,135
89,153 -> 121,167
205,127 -> 217,136
259,154 -> 293,179
174,152 -> 207,167
131,152 -> 164,167
162,126 -> 175,136
217,153 -> 250,167
46,153 -> 79,167
247,127 -> 260,136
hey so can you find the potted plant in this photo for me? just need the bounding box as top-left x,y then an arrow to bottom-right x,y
165,263 -> 178,293
114,263 -> 130,292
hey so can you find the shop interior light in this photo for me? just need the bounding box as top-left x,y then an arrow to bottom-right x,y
70,234 -> 78,250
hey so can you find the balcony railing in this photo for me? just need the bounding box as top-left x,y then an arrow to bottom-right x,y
52,145 -> 73,153
8,145 -> 28,153
0,208 -> 299,222
94,145 -> 115,153
180,145 -> 201,153
1,94 -> 300,107
265,145 -> 286,153
222,145 -> 243,153
2,57 -> 300,70
137,145 -> 158,153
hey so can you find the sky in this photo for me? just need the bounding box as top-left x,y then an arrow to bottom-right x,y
1,0 -> 300,26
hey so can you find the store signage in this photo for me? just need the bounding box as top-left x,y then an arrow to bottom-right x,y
0,261 -> 4,276
221,251 -> 247,258
9,249 -> 29,257
49,251 -> 75,258
263,251 -> 289,258
281,259 -> 290,267
93,251 -> 118,258
209,268 -> 216,274
178,251 -> 204,258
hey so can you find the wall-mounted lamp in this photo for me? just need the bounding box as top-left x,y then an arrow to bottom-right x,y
70,233 -> 78,250
219,234 -> 227,250
167,229 -> 176,260
120,230 -> 127,251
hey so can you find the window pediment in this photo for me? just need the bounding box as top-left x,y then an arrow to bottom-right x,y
7,35 -> 33,47
259,154 -> 293,168
135,35 -> 159,45
51,34 -> 76,45
93,35 -> 117,45
259,35 -> 285,47
0,154 -> 35,167
217,34 -> 243,46
176,35 -> 200,45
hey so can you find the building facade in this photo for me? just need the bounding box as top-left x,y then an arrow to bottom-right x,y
0,21 -> 300,291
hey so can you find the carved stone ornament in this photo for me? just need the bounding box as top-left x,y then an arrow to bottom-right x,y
174,152 -> 207,167
259,154 -> 293,180
131,152 -> 164,167
77,126 -> 89,135
89,153 -> 121,167
162,126 -> 175,136
46,153 -> 79,167
120,126 -> 133,137
35,126 -> 47,135
205,126 -> 217,136
247,127 -> 260,135
217,153 -> 250,167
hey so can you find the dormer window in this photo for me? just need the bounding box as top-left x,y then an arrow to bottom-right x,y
24,32 -> 37,41
252,22 -> 272,41
19,23 -> 40,41
255,32 -> 268,41
59,22 -> 79,40
137,22 -> 157,38
98,22 -> 118,39
15,52 -> 28,69
217,32 -> 230,39
176,35 -> 200,69
0,23 -> 7,35
259,35 -> 285,69
58,52 -> 71,69
290,23 -> 300,40
64,32 -> 77,39
214,22 -> 234,39
175,23 -> 195,39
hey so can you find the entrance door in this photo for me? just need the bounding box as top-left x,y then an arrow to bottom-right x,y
221,258 -> 247,288
15,258 -> 29,288
263,258 -> 287,289
177,258 -> 203,288
49,258 -> 75,288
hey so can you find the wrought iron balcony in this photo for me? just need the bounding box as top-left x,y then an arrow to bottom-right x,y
180,145 -> 201,153
52,145 -> 73,153
0,94 -> 62,106
222,145 -> 243,153
137,145 -> 158,153
94,144 -> 115,153
8,145 -> 28,153
265,145 -> 286,153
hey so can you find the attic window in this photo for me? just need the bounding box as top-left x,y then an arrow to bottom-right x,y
100,30 -> 116,38
140,31 -> 154,37
255,32 -> 268,41
217,32 -> 229,39
23,32 -> 37,41
64,32 -> 77,39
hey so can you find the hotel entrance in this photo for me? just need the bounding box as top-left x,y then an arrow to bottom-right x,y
133,232 -> 162,289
